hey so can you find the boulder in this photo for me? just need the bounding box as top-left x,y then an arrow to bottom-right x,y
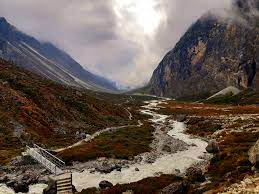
0,175 -> 9,183
248,139 -> 259,168
185,167 -> 205,182
20,172 -> 38,185
162,145 -> 171,153
99,180 -> 113,189
206,140 -> 220,153
176,114 -> 187,122
160,181 -> 189,194
43,179 -> 56,194
13,181 -> 29,193
135,168 -> 140,171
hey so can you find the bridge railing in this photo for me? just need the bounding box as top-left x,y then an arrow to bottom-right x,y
33,144 -> 65,168
26,145 -> 65,175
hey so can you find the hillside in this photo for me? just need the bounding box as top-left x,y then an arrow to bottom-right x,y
0,17 -> 117,92
149,0 -> 258,99
0,59 -> 130,164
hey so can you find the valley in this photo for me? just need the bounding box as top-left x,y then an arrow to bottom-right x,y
1,82 -> 258,193
0,0 -> 258,193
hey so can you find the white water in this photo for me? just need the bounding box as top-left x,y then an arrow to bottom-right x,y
0,184 -> 47,194
0,100 -> 208,193
72,100 -> 208,191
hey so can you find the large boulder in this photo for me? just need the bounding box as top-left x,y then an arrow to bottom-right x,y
206,140 -> 220,153
99,180 -> 113,189
0,175 -> 9,183
5,172 -> 38,193
13,181 -> 29,193
160,181 -> 189,194
185,167 -> 205,182
248,139 -> 259,168
43,179 -> 57,194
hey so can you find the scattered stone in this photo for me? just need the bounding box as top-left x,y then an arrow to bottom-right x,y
185,167 -> 205,182
206,140 -> 220,153
99,180 -> 113,189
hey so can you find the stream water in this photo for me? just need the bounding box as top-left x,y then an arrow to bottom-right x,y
72,100 -> 208,191
0,99 -> 208,193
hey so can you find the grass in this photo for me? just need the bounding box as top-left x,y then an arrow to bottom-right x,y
204,89 -> 259,105
58,123 -> 155,164
80,174 -> 183,194
0,59 -> 142,164
201,131 -> 259,192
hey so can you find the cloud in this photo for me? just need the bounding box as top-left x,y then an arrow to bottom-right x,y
0,0 -> 232,88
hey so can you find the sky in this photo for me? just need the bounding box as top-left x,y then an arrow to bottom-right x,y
0,0 -> 232,89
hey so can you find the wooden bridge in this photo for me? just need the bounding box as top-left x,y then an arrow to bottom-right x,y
25,144 -> 73,193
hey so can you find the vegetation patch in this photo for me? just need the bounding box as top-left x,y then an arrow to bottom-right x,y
200,131 -> 259,192
80,174 -> 183,194
58,123 -> 155,164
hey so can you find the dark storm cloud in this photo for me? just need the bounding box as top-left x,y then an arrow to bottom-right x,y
0,0 -> 232,88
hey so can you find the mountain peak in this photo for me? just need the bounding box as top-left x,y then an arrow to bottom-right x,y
0,17 -> 9,27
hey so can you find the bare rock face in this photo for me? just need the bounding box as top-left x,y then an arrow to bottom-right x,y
149,0 -> 258,99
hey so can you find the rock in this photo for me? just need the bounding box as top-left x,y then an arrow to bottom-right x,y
13,181 -> 29,193
10,156 -> 23,166
185,167 -> 205,182
160,181 -> 189,194
128,156 -> 134,161
99,180 -> 113,189
175,169 -> 181,174
162,145 -> 171,153
6,180 -> 16,188
176,114 -> 187,122
148,0 -> 258,98
248,139 -> 259,168
135,168 -> 139,171
20,172 -> 38,185
206,140 -> 220,153
122,190 -> 134,194
43,179 -> 56,194
0,175 -> 9,183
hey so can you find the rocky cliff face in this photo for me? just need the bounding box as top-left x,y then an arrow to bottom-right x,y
0,17 -> 117,92
149,0 -> 258,99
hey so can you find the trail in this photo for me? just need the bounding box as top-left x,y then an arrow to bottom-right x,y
55,120 -> 142,152
0,99 -> 208,193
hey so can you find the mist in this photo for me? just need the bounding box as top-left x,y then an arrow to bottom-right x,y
0,0 -> 233,88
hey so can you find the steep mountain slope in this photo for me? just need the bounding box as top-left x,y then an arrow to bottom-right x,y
149,0 -> 258,99
0,17 -> 117,92
0,59 -> 129,164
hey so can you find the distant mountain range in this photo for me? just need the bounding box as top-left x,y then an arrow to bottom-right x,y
0,17 -> 118,92
148,0 -> 258,99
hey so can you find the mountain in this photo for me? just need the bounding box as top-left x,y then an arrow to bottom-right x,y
0,17 -> 117,92
149,0 -> 258,99
0,58 -> 130,164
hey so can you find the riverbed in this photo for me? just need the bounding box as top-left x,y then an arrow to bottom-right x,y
0,99 -> 208,193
